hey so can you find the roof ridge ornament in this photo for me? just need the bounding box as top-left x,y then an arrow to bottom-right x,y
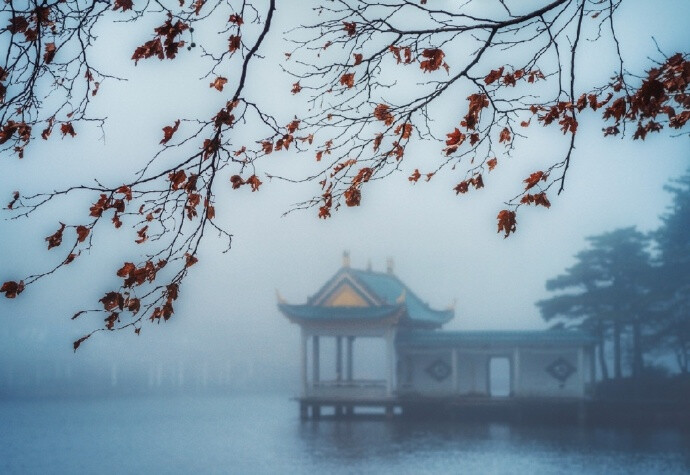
386,257 -> 394,274
396,289 -> 406,304
343,250 -> 350,268
276,289 -> 286,304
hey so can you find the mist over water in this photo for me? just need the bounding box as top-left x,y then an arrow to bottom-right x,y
1,394 -> 689,474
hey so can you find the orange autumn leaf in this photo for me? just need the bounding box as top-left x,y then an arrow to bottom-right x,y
169,170 -> 187,190
496,210 -> 517,237
45,223 -> 66,250
394,123 -> 413,139
60,122 -> 76,137
340,72 -> 355,88
210,77 -> 228,91
185,253 -> 198,268
419,48 -> 448,73
76,225 -> 90,243
373,104 -> 394,125
160,120 -> 180,144
246,175 -> 262,191
498,127 -> 511,143
524,171 -> 546,190
228,35 -> 241,52
484,67 -> 504,85
446,128 -> 466,147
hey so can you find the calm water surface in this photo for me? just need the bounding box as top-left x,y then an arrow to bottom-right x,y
1,394 -> 689,474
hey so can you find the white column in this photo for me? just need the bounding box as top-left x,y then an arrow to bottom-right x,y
346,336 -> 354,382
451,348 -> 458,394
513,347 -> 520,397
336,336 -> 343,382
313,335 -> 320,385
386,329 -> 396,397
300,329 -> 308,397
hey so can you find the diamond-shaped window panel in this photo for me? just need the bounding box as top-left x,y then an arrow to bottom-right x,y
545,357 -> 576,384
425,359 -> 451,382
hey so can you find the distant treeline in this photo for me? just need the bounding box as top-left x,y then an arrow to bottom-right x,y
538,169 -> 690,381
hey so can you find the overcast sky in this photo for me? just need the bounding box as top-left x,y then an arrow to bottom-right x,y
0,0 -> 688,393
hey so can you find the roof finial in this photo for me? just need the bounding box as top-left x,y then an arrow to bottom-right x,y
366,259 -> 372,271
275,289 -> 286,304
386,257 -> 394,274
343,250 -> 350,268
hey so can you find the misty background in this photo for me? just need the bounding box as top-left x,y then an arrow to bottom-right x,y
0,0 -> 689,399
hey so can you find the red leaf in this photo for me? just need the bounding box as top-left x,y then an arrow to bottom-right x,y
419,48 -> 447,73
498,127 -> 511,144
45,223 -> 66,250
497,210 -> 517,238
210,77 -> 228,91
185,253 -> 198,268
445,128 -> 466,146
43,43 -> 56,64
135,225 -> 148,244
343,22 -> 356,36
246,175 -> 262,192
1,280 -> 24,298
524,171 -> 546,190
169,170 -> 187,190
160,120 -> 180,144
228,35 -> 241,53
73,334 -> 91,352
60,122 -> 76,138
484,67 -> 504,85
99,291 -> 124,311
113,0 -> 133,11
340,73 -> 355,88
373,104 -> 394,125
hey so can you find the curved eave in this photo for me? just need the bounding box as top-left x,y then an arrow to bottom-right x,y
279,303 -> 404,324
401,309 -> 455,329
397,330 -> 596,348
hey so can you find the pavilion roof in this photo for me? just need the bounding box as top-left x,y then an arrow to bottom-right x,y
279,266 -> 454,329
396,329 -> 596,348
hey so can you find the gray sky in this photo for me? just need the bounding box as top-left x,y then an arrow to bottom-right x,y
0,0 -> 688,394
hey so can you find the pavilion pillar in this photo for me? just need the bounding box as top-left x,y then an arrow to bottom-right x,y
301,329 -> 308,397
512,347 -> 521,397
336,336 -> 343,382
386,329 -> 396,397
346,336 -> 354,382
312,336 -> 320,385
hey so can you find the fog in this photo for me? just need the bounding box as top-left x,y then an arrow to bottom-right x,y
1,0 -> 689,400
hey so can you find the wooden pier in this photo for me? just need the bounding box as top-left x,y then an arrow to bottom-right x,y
297,395 -> 591,422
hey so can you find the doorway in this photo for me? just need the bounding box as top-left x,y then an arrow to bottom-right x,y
489,357 -> 511,397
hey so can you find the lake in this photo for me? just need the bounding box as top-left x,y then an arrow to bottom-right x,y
1,394 -> 689,474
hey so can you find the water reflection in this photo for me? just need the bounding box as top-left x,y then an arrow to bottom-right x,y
296,416 -> 690,474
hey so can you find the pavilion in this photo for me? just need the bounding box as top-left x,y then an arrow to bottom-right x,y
278,254 -> 595,418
